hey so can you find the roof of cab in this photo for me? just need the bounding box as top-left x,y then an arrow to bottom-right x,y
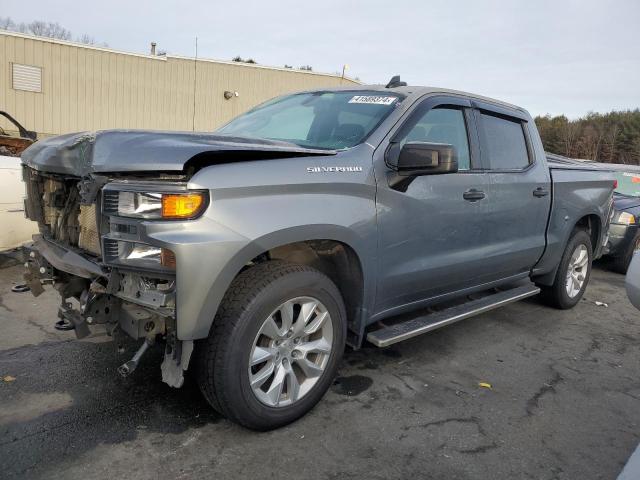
297,82 -> 529,117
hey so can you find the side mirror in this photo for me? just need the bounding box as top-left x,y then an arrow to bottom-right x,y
388,142 -> 458,191
397,142 -> 458,174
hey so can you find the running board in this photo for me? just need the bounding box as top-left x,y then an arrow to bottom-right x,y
367,284 -> 540,348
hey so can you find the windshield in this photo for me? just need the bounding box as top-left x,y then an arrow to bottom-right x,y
614,171 -> 640,197
217,91 -> 402,150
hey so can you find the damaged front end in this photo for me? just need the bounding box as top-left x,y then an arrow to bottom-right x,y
22,167 -> 199,388
18,129 -> 334,389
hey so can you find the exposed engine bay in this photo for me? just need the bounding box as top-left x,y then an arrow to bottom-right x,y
21,166 -> 190,388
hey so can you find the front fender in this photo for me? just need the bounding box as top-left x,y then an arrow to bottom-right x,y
144,192 -> 376,340
206,224 -> 370,340
144,221 -> 372,340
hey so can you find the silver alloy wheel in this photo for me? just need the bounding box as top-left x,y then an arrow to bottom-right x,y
565,244 -> 589,298
248,296 -> 333,407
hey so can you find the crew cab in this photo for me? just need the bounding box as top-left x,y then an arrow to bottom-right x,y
20,78 -> 614,429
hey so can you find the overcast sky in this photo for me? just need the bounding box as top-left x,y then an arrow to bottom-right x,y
3,0 -> 639,118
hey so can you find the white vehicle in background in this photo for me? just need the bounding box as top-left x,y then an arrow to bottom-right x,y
0,112 -> 39,251
0,155 -> 39,250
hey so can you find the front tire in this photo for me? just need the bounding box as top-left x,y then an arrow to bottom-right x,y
543,229 -> 593,309
195,261 -> 346,430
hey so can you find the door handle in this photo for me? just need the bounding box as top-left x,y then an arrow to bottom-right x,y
463,189 -> 485,202
533,187 -> 549,197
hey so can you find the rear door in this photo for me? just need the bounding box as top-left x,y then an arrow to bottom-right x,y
475,103 -> 551,278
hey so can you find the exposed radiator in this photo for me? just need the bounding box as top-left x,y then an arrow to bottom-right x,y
78,204 -> 101,255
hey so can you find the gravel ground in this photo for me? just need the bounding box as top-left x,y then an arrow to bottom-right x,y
0,263 -> 638,480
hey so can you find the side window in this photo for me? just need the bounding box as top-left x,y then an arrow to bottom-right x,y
400,107 -> 471,170
479,112 -> 530,170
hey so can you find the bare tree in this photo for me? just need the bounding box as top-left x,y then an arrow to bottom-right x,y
232,56 -> 257,64
77,34 -> 95,44
536,110 -> 640,166
22,20 -> 72,40
561,119 -> 580,157
0,17 -> 16,30
580,123 -> 606,160
632,137 -> 640,165
0,17 -> 105,45
603,123 -> 620,162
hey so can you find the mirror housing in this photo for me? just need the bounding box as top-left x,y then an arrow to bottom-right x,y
397,142 -> 458,174
387,142 -> 458,191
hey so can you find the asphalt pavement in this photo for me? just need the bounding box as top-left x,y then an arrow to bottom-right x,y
0,263 -> 638,480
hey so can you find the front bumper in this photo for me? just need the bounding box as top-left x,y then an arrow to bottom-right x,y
27,215 -> 251,342
30,235 -> 106,279
25,232 -> 174,339
604,223 -> 638,257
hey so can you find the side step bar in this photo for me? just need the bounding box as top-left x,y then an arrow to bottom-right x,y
367,284 -> 540,348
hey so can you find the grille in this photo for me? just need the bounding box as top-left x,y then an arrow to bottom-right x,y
102,190 -> 119,215
113,223 -> 137,235
102,238 -> 120,263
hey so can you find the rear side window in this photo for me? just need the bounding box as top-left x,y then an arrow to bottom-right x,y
479,112 -> 530,170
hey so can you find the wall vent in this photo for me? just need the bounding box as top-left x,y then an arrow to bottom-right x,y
12,63 -> 42,93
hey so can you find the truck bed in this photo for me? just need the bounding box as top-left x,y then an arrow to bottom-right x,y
532,159 -> 615,282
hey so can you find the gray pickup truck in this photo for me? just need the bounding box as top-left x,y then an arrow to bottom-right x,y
20,77 -> 614,429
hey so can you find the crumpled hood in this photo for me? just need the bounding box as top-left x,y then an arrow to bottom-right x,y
21,130 -> 335,176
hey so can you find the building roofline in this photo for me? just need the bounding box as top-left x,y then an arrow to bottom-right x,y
0,29 -> 360,82
0,29 -> 167,61
167,54 -> 359,82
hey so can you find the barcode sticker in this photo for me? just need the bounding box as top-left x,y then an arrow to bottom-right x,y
348,95 -> 397,106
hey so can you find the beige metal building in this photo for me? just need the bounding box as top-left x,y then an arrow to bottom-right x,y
0,31 -> 358,138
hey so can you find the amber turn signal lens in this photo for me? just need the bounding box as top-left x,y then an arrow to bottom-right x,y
160,248 -> 176,268
161,193 -> 205,219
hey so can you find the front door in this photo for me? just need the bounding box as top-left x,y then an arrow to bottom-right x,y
373,96 -> 495,318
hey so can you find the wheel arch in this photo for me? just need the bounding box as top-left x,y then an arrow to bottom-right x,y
575,213 -> 602,253
533,211 -> 602,287
189,225 -> 373,347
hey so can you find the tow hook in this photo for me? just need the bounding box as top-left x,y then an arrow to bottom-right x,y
58,301 -> 91,338
117,337 -> 154,377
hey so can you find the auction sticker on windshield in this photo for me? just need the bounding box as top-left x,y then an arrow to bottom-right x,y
349,95 -> 397,105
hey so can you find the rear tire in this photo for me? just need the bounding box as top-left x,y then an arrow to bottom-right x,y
543,229 -> 592,309
195,260 -> 346,430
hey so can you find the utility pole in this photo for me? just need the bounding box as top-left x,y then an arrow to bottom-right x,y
341,64 -> 348,84
192,37 -> 198,131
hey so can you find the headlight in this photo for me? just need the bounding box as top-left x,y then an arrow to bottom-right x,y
614,211 -> 636,225
107,191 -> 208,220
117,192 -> 162,218
104,239 -> 176,269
